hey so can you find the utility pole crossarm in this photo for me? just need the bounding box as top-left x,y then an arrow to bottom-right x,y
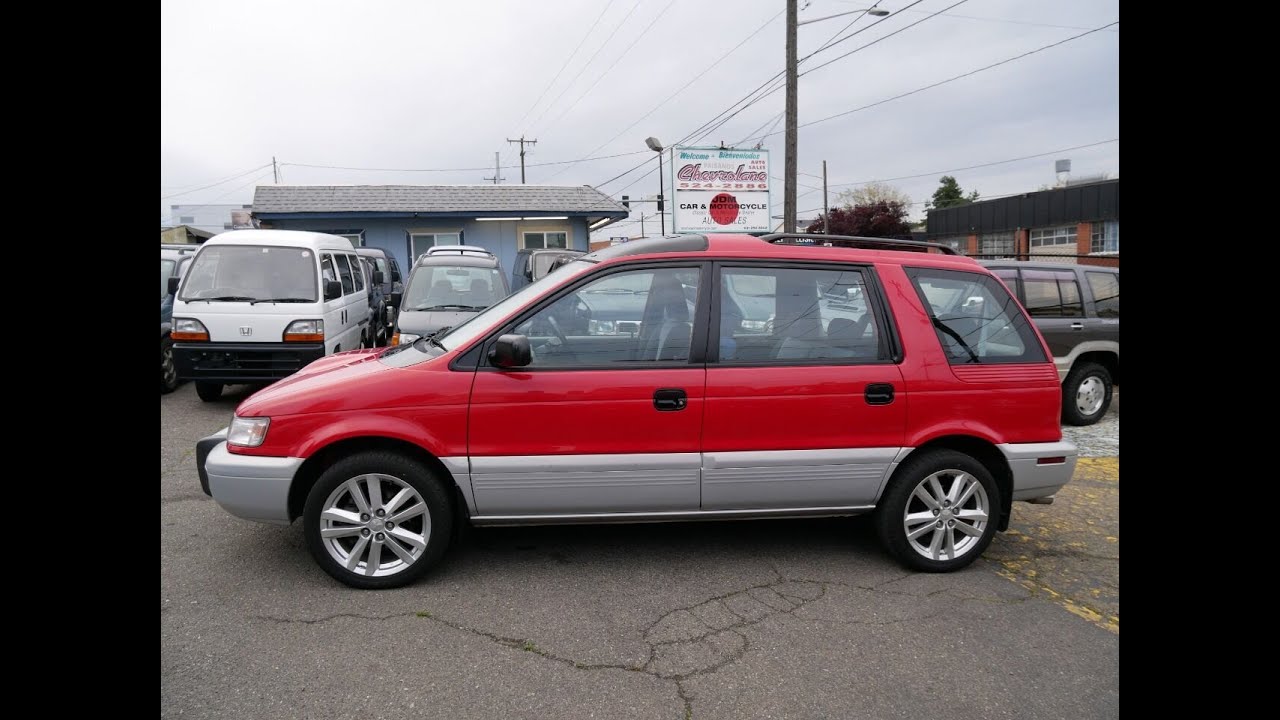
506,136 -> 538,184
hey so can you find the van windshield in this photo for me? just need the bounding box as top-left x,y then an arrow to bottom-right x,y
180,245 -> 318,302
404,265 -> 506,311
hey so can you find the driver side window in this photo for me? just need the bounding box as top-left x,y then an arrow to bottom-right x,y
510,267 -> 701,367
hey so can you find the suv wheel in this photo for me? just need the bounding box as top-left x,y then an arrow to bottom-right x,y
1061,361 -> 1112,426
195,382 -> 222,402
303,451 -> 453,589
876,449 -> 1000,572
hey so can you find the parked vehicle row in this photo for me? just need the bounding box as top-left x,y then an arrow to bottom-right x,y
161,245 -> 198,393
193,233 -> 1078,589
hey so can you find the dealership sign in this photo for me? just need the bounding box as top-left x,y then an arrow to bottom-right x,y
670,146 -> 770,233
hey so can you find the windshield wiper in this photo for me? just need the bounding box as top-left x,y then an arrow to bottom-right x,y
413,326 -> 453,351
931,317 -> 980,364
412,304 -> 484,311
187,295 -> 255,303
249,297 -> 313,305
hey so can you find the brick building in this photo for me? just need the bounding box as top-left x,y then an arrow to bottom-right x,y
925,179 -> 1118,267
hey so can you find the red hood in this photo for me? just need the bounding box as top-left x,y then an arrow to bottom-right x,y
235,347 -> 450,417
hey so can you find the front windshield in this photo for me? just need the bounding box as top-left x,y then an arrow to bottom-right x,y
404,265 -> 506,310
179,245 -> 318,301
161,259 -> 176,299
533,252 -> 578,278
435,259 -> 596,351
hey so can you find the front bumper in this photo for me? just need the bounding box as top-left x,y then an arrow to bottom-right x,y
998,441 -> 1078,501
174,341 -> 325,382
198,428 -> 303,525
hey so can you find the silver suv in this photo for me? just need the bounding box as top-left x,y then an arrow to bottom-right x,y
981,261 -> 1119,425
391,246 -> 510,345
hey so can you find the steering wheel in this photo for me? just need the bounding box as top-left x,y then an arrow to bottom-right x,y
546,314 -> 570,346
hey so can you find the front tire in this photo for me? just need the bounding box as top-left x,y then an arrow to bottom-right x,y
1061,361 -> 1112,426
195,382 -> 222,402
160,336 -> 179,394
876,449 -> 1000,572
303,451 -> 454,589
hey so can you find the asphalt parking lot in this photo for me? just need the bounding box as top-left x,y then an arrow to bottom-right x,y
161,384 -> 1119,719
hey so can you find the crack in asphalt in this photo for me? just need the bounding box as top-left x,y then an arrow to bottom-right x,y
161,495 -> 210,506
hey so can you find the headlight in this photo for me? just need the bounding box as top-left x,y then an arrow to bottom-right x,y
171,317 -> 209,341
740,319 -> 769,332
283,319 -> 324,342
588,319 -> 616,335
227,416 -> 270,447
397,333 -> 421,345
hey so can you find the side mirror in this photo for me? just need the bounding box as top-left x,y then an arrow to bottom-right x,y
372,271 -> 385,285
388,291 -> 402,309
167,277 -> 180,296
489,334 -> 532,369
385,305 -> 396,326
324,280 -> 342,301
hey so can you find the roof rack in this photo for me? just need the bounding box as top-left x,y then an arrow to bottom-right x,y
760,233 -> 959,255
423,245 -> 495,258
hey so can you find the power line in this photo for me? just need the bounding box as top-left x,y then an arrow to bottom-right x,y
525,0 -> 646,136
894,7 -> 1121,32
280,149 -> 649,174
161,170 -> 275,224
161,163 -> 272,200
801,0 -> 970,77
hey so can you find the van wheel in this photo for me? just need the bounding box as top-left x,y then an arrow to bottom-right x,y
875,449 -> 1000,573
1061,361 -> 1112,426
303,451 -> 453,589
160,337 -> 179,394
195,382 -> 222,402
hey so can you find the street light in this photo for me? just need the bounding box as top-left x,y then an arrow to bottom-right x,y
646,136 -> 665,237
784,4 -> 891,233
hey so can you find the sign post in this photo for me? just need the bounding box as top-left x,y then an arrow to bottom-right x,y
670,147 -> 771,234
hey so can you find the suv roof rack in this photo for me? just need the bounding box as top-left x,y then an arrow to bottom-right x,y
423,245 -> 495,258
760,233 -> 959,255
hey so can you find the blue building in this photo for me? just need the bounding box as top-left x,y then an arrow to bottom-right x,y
252,185 -> 629,278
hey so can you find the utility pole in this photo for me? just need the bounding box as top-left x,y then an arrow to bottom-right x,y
272,156 -> 279,184
822,160 -> 829,234
783,0 -> 798,234
506,136 -> 538,183
483,152 -> 505,184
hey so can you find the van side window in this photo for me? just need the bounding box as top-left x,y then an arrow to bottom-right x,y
321,255 -> 337,284
350,255 -> 365,291
334,254 -> 355,295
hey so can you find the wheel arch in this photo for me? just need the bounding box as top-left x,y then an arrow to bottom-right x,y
287,436 -> 471,527
1073,350 -> 1119,385
891,436 -> 1014,531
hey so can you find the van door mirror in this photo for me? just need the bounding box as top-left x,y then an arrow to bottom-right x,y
372,271 -> 385,285
324,280 -> 343,301
168,277 -> 180,297
489,334 -> 532,368
388,292 -> 402,309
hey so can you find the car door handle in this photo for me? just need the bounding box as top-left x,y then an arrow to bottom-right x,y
653,388 -> 688,412
865,383 -> 895,405
1070,322 -> 1084,330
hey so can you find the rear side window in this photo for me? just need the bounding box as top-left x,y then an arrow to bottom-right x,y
351,255 -> 365,291
1087,272 -> 1119,317
1022,269 -> 1083,317
334,254 -> 355,295
905,268 -> 1046,365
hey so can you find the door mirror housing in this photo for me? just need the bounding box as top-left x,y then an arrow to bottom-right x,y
388,291 -> 402,309
167,276 -> 180,297
372,270 -> 385,285
489,334 -> 532,369
324,280 -> 343,301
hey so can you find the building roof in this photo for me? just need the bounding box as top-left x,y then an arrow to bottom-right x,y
252,184 -> 628,217
926,178 -> 1118,236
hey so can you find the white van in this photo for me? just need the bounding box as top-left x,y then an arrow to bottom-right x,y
170,230 -> 370,401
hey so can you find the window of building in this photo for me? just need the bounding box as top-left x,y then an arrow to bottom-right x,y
1090,221 -> 1119,254
979,232 -> 1015,258
1030,225 -> 1077,248
523,231 -> 568,249
509,267 -> 701,366
905,268 -> 1045,365
937,236 -> 967,255
717,266 -> 884,364
179,216 -> 195,224
410,232 -> 460,260
1087,272 -> 1119,318
338,233 -> 364,248
1021,269 -> 1084,317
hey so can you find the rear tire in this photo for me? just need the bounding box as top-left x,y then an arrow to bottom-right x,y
195,382 -> 222,402
1061,361 -> 1112,426
875,449 -> 1000,573
160,336 -> 179,394
304,450 -> 453,589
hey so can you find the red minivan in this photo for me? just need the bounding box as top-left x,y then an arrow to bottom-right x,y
196,234 -> 1076,589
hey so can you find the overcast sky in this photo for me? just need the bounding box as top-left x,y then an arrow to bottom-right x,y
160,0 -> 1119,234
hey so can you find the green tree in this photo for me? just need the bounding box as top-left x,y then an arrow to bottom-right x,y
926,175 -> 980,210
